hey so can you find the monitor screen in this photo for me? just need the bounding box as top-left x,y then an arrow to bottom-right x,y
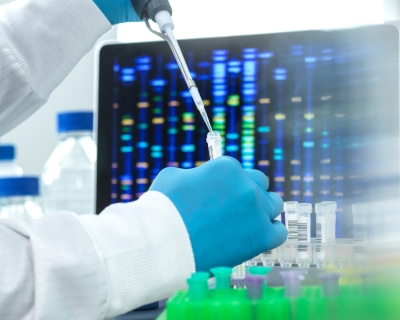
96,25 -> 399,237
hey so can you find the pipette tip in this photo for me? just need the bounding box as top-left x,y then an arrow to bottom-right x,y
200,110 -> 213,132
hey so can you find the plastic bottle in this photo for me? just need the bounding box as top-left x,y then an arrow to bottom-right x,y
0,145 -> 23,176
41,111 -> 96,215
0,176 -> 43,219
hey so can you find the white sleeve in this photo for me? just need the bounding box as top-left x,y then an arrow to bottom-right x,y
0,191 -> 195,319
0,0 -> 111,136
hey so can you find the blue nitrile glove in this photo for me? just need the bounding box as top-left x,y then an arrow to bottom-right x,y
93,0 -> 141,25
149,156 -> 287,272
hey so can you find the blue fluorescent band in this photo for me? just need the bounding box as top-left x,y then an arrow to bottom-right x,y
226,145 -> 239,152
303,141 -> 315,148
120,75 -> 135,82
151,145 -> 163,151
226,133 -> 239,139
181,161 -> 193,168
181,144 -> 195,152
121,134 -> 132,141
121,68 -> 135,74
136,64 -> 151,71
151,151 -> 163,158
137,142 -> 148,148
121,146 -> 133,153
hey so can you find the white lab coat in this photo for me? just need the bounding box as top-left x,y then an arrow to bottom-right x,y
0,0 -> 195,319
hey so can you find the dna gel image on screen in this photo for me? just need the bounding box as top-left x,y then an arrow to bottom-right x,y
96,25 -> 399,237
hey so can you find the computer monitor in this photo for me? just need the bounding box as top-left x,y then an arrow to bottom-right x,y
95,25 -> 399,237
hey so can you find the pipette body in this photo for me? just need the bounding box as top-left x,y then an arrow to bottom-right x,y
131,0 -> 213,132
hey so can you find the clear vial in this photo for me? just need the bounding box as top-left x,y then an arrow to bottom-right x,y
296,203 -> 312,267
315,202 -> 330,243
352,203 -> 367,265
41,111 -> 96,215
277,243 -> 295,267
260,249 -> 277,266
0,177 -> 43,219
297,203 -> 311,242
206,131 -> 222,160
322,201 -> 337,241
0,145 -> 23,177
314,202 -> 330,267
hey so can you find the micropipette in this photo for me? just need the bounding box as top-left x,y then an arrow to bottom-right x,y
131,0 -> 213,132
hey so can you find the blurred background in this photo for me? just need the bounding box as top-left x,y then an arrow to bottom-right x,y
0,0 -> 399,175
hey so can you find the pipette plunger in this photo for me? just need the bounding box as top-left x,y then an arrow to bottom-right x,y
132,1 -> 213,132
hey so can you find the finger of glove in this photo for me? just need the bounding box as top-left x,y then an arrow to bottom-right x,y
212,156 -> 243,169
149,166 -> 181,190
263,191 -> 283,220
245,170 -> 282,220
127,0 -> 142,22
264,220 -> 288,251
245,169 -> 269,191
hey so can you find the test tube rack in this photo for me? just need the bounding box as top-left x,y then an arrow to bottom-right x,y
156,266 -> 399,320
246,238 -> 365,270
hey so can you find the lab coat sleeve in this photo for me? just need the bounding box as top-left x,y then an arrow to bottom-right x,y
0,191 -> 195,319
0,0 -> 111,136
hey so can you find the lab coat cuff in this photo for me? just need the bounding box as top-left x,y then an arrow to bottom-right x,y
79,190 -> 195,318
0,0 -> 111,100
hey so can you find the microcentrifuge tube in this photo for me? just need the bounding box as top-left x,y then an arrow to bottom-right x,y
284,201 -> 298,241
315,202 -> 330,243
206,131 -> 222,160
297,203 -> 311,242
277,243 -> 294,267
352,203 -> 367,244
314,203 -> 330,267
352,203 -> 368,264
296,203 -> 312,267
260,249 -> 277,267
322,201 -> 337,241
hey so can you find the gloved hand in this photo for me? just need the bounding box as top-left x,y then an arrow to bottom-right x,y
150,156 -> 287,272
93,0 -> 141,25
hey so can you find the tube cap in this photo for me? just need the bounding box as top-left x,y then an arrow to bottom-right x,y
187,272 -> 210,300
352,203 -> 367,215
245,274 -> 265,300
297,203 -> 312,214
0,145 -> 15,161
57,111 -> 93,133
319,273 -> 342,297
279,270 -> 306,298
315,202 -> 330,214
210,267 -> 231,290
322,201 -> 337,211
284,201 -> 298,212
0,177 -> 39,197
